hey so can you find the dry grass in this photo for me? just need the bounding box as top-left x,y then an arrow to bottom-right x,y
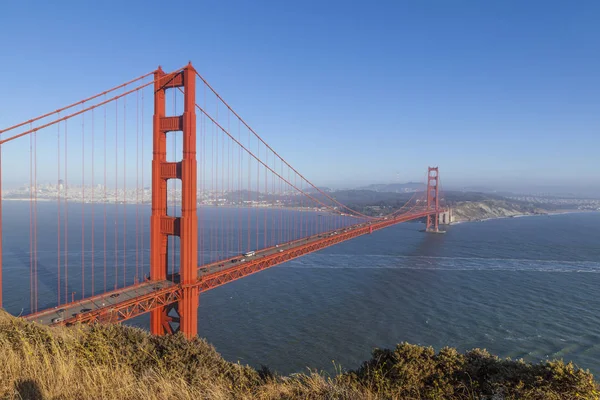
0,310 -> 597,399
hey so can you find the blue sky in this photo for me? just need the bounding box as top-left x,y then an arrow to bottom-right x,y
1,0 -> 599,194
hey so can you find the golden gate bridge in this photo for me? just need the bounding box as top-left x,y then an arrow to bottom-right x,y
0,63 -> 444,338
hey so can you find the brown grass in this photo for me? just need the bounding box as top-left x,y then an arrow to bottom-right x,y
0,310 -> 597,399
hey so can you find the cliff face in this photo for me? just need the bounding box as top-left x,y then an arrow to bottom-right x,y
451,200 -> 546,223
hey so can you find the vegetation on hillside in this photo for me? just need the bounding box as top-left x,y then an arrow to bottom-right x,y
312,190 -> 530,217
450,199 -> 547,222
0,310 -> 597,399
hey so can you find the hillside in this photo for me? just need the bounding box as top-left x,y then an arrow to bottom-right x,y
451,199 -> 548,223
0,310 -> 597,399
356,182 -> 425,193
318,190 -> 540,219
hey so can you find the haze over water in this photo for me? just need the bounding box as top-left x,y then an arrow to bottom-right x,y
3,203 -> 600,376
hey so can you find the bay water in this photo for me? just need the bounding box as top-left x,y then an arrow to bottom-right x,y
2,201 -> 599,375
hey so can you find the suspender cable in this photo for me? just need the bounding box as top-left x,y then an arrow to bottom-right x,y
247,128 -> 251,252
215,102 -> 220,259
34,131 -> 38,312
140,87 -> 145,280
114,100 -> 118,290
226,111 -> 231,258
136,90 -> 139,283
264,148 -> 267,249
199,87 -> 205,267
171,91 -> 176,282
271,153 -> 275,247
256,138 -> 259,250
57,119 -> 61,306
64,120 -> 69,304
229,113 -> 233,257
201,84 -> 206,266
123,90 -> 127,287
103,97 -> 107,294
294,173 -> 297,241
29,125 -> 33,311
221,106 -> 225,258
81,107 -> 85,299
237,118 -> 241,256
91,109 -> 95,296
210,115 -> 214,263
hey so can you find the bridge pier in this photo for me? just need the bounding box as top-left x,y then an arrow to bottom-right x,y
178,286 -> 199,336
150,63 -> 199,339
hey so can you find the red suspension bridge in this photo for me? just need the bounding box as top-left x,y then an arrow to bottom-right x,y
0,63 -> 445,338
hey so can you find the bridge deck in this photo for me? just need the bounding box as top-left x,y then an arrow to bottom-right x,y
27,280 -> 177,326
25,209 -> 435,326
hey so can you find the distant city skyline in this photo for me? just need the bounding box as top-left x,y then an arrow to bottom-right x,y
4,177 -> 600,199
1,1 -> 599,196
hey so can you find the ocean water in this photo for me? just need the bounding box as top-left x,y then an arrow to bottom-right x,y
139,211 -> 600,376
2,202 -> 600,376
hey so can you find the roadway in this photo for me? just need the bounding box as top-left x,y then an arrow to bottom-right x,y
25,209 -> 434,326
25,280 -> 176,325
196,221 -> 375,277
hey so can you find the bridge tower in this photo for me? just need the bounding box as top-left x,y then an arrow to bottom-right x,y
150,63 -> 198,338
425,166 -> 441,233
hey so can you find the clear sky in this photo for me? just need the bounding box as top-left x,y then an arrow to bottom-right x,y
1,0 -> 599,194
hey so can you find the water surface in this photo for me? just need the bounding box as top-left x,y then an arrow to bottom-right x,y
3,203 -> 599,375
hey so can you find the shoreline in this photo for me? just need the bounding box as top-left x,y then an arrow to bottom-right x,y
449,209 -> 599,225
0,198 -> 344,216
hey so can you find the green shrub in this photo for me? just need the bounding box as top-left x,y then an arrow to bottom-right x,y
0,311 -> 598,399
349,342 -> 599,399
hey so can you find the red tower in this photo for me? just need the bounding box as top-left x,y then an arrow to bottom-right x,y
150,64 -> 198,338
425,167 -> 440,232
